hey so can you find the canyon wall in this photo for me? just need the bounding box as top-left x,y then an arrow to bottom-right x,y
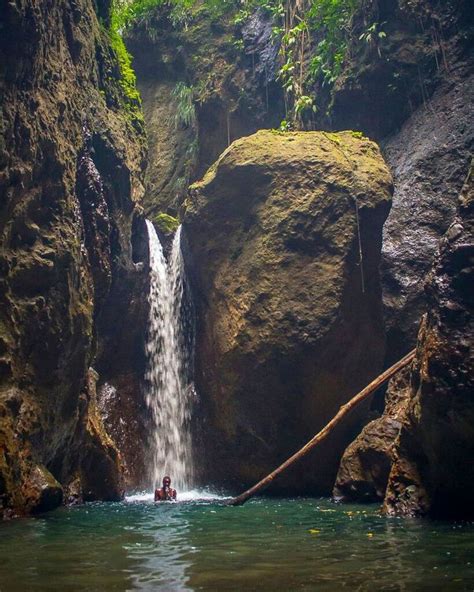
335,163 -> 473,518
383,164 -> 473,518
0,0 -> 149,517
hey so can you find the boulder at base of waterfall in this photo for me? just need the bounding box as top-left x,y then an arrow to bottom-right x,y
183,130 -> 393,494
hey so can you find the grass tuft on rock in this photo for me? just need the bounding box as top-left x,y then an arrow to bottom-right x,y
152,212 -> 180,235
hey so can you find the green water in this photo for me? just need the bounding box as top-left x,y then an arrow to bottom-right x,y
1,493 -> 473,591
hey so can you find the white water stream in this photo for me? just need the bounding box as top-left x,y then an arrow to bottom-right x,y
145,221 -> 194,492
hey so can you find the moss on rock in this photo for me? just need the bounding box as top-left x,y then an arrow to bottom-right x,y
152,212 -> 180,235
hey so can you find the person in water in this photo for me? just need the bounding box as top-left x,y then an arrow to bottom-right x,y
154,476 -> 177,502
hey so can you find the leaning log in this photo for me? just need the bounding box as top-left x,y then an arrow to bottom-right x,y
227,349 -> 416,506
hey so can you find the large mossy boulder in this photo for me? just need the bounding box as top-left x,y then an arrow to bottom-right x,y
183,130 -> 392,494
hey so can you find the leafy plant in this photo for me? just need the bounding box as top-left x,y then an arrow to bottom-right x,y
172,82 -> 196,128
295,95 -> 316,117
359,21 -> 387,57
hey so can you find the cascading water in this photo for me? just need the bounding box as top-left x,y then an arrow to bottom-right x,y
145,220 -> 195,492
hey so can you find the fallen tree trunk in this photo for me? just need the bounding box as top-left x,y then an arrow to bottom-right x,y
227,349 -> 416,506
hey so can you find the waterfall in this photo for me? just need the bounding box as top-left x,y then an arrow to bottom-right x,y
145,220 -> 194,492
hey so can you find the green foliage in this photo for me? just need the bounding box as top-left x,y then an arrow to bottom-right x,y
306,0 -> 357,86
233,0 -> 283,25
107,25 -> 144,127
108,0 -> 364,129
294,95 -> 316,117
359,21 -> 386,57
172,82 -> 196,128
109,28 -> 141,104
111,0 -> 237,31
278,119 -> 293,132
152,212 -> 180,234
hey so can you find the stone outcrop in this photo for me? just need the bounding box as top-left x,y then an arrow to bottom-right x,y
383,164 -> 474,519
183,130 -> 392,494
0,0 -> 148,517
333,367 -> 411,502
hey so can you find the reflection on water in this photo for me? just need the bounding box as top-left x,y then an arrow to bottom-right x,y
0,495 -> 473,591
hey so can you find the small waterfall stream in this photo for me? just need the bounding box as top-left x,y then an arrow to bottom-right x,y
145,220 -> 194,492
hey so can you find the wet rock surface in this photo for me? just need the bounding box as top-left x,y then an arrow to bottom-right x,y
383,164 -> 474,519
381,71 -> 474,361
184,130 -> 392,494
325,0 -> 474,358
0,0 -> 147,517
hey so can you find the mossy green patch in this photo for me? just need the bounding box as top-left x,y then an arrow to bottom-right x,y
107,26 -> 144,129
152,212 -> 180,235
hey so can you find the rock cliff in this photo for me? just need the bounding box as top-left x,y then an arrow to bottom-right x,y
183,130 -> 392,494
327,0 -> 474,358
126,5 -> 282,216
383,163 -> 474,518
0,0 -> 148,517
334,163 -> 473,518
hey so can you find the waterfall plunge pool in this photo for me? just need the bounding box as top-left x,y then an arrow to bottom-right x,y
1,496 -> 473,591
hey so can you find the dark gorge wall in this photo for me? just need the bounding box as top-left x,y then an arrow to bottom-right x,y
333,0 -> 474,515
0,0 -> 149,517
334,165 -> 474,517
383,164 -> 474,519
326,0 -> 474,359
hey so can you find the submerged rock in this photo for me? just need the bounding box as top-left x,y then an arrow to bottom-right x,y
184,129 -> 392,494
383,163 -> 474,519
